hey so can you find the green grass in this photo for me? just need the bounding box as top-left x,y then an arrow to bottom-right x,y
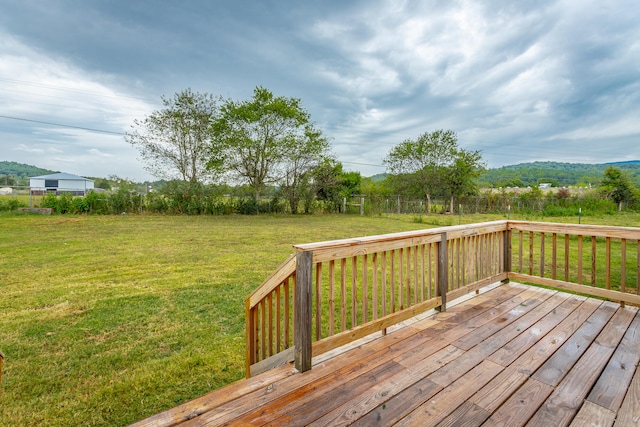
0,213 -> 444,426
1,212 -> 639,426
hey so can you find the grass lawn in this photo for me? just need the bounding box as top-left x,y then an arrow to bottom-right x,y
0,212 -> 638,426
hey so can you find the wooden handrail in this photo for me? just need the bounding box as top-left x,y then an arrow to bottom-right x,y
246,221 -> 509,376
247,255 -> 295,309
246,220 -> 640,377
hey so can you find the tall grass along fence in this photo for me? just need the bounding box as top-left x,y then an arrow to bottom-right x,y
352,194 -> 628,216
5,190 -> 634,215
245,220 -> 640,377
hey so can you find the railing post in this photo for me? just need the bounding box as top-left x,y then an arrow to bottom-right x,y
503,228 -> 512,282
437,232 -> 448,312
294,250 -> 313,373
245,299 -> 256,378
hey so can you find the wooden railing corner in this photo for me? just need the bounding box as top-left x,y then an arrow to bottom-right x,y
294,250 -> 313,373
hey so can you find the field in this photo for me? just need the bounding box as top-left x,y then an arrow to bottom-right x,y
1,212 -> 639,426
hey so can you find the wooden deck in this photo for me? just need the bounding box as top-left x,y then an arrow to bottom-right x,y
132,282 -> 640,427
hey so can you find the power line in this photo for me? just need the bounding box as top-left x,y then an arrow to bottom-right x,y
0,115 -> 126,136
0,77 -> 158,104
342,161 -> 385,168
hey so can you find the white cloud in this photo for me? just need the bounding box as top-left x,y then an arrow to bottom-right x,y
0,30 -> 155,180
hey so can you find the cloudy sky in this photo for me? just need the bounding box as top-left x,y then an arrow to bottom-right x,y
1,0 -> 638,181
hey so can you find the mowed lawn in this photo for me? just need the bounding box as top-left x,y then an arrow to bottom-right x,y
0,213 -> 450,427
1,212 -> 639,426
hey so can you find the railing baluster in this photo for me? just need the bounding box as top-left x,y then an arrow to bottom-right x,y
315,262 -> 322,341
591,236 -> 597,286
399,248 -> 404,310
276,286 -> 281,353
420,244 -> 425,301
564,234 -> 570,281
406,246 -> 412,306
390,250 -> 396,313
351,256 -> 357,328
284,278 -> 290,349
552,233 -> 557,279
473,236 -> 480,280
340,258 -> 346,332
329,260 -> 335,336
621,238 -> 627,294
452,238 -> 457,289
260,299 -> 266,360
437,233 -> 448,311
493,232 -> 497,275
540,232 -> 545,278
577,235 -> 583,284
362,254 -> 368,324
428,243 -> 433,300
456,238 -> 461,289
498,232 -> 502,277
606,237 -> 611,290
372,253 -> 378,320
268,293 -> 273,357
461,237 -> 467,287
381,251 -> 387,316
503,229 -> 511,279
518,231 -> 523,274
529,231 -> 534,276
413,246 -> 418,304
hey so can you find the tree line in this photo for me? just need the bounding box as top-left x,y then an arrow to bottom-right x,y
124,87 -> 486,214
478,161 -> 640,188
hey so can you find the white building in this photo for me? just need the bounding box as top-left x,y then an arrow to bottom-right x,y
30,173 -> 94,196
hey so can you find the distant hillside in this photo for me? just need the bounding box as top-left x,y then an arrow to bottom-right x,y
0,161 -> 58,177
367,173 -> 388,182
478,161 -> 640,188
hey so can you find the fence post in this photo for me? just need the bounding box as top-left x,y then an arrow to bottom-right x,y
503,228 -> 512,282
437,232 -> 448,312
0,349 -> 4,385
294,250 -> 313,373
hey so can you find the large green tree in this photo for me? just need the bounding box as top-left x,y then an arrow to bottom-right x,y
126,89 -> 222,184
212,86 -> 329,202
384,129 -> 483,212
312,159 -> 362,212
445,149 -> 485,212
279,125 -> 331,213
601,166 -> 637,211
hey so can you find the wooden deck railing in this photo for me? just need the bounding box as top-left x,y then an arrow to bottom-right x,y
245,220 -> 640,377
245,221 -> 508,377
507,221 -> 640,306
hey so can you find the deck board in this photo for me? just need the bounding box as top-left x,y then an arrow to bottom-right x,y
130,283 -> 640,427
587,308 -> 640,412
615,364 -> 640,426
527,306 -> 638,426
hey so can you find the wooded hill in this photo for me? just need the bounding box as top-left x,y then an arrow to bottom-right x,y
0,161 -> 57,179
477,161 -> 640,188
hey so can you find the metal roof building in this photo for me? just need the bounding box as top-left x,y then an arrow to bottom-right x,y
30,173 -> 94,196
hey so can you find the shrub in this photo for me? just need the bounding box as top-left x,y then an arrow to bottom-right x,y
0,198 -> 24,211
